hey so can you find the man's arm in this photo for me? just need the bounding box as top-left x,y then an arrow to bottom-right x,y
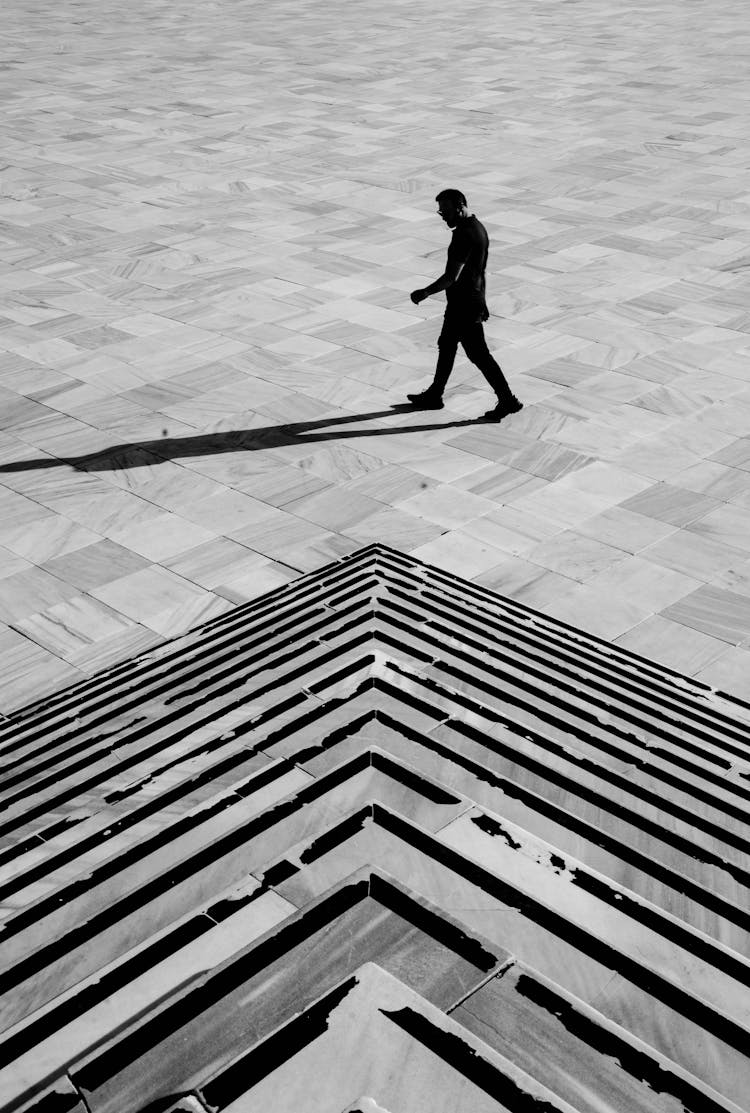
410,253 -> 465,305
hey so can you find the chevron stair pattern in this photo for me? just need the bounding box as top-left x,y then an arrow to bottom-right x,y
0,543 -> 749,1113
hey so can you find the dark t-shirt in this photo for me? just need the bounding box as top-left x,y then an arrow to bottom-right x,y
445,215 -> 489,322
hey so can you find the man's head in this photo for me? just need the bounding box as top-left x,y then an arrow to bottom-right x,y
436,189 -> 469,228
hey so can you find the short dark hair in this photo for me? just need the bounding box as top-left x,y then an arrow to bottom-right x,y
436,188 -> 467,208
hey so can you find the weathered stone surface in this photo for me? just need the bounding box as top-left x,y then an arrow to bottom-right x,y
0,545 -> 748,1113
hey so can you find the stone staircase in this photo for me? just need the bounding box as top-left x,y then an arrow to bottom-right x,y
0,543 -> 748,1113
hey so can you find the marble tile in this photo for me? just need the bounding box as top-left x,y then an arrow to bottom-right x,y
555,460 -> 653,503
341,464 -> 436,506
40,489 -> 165,539
546,419 -> 641,460
710,437 -> 750,472
587,555 -> 703,612
394,485 -> 498,530
13,595 -> 137,659
686,503 -> 750,553
671,368 -> 748,401
476,557 -> 581,612
294,444 -> 388,484
280,533 -> 363,572
538,582 -> 655,640
694,400 -> 750,438
593,354 -> 680,384
662,584 -> 750,645
214,561 -> 301,604
0,566 -> 81,623
342,509 -> 445,551
232,516 -> 331,560
105,513 -> 218,563
265,332 -> 341,360
450,463 -> 546,504
654,417 -> 738,461
502,404 -> 578,442
630,385 -> 714,418
0,516 -> 101,564
608,438 -> 705,483
619,483 -> 722,527
0,485 -> 57,528
139,470 -> 238,516
68,624 -> 165,675
408,531 -> 510,578
40,539 -> 152,591
179,490 -> 283,537
526,357 -> 601,388
694,646 -> 750,701
0,544 -> 32,580
510,484 -> 615,529
90,566 -> 213,630
525,531 -> 630,583
0,636 -> 81,714
462,505 -> 562,556
402,445 -> 490,482
237,466 -> 331,508
284,488 -> 386,532
712,557 -> 750,599
642,530 -> 746,581
445,426 -> 533,465
671,459 -> 750,501
505,441 -> 593,482
163,538 -> 269,590
614,615 -> 730,675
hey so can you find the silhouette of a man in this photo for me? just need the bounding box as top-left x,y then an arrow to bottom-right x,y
408,189 -> 522,421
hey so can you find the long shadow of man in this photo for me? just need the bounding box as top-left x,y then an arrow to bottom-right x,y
0,405 -> 480,474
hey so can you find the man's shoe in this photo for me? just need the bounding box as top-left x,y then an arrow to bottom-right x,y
482,395 -> 523,422
407,390 -> 444,410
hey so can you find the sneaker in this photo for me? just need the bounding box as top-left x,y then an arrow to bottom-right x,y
482,395 -> 523,421
407,390 -> 444,409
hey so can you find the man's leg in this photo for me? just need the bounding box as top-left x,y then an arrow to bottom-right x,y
461,324 -> 522,419
433,317 -> 461,394
460,324 -> 513,399
407,314 -> 460,408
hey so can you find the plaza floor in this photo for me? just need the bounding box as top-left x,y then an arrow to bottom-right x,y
2,0 -> 750,713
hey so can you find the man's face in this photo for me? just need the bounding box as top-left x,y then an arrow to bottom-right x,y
437,199 -> 461,228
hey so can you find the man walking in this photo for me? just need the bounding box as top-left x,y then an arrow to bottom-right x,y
408,189 -> 522,421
